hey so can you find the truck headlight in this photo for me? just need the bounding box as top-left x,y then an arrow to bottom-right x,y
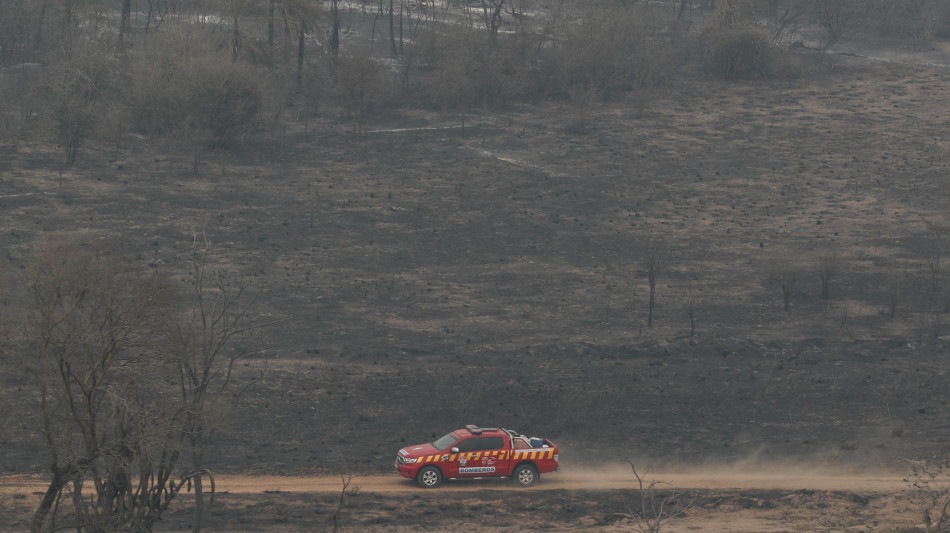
402,457 -> 418,464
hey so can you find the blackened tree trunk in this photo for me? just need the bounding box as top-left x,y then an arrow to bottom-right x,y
389,0 -> 396,56
331,0 -> 340,56
118,0 -> 132,47
481,0 -> 504,38
268,0 -> 276,50
297,22 -> 307,83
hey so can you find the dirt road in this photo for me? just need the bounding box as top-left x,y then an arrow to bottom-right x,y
2,465 -> 928,532
1,464 -> 912,494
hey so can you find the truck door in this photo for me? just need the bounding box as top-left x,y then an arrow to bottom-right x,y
456,436 -> 505,477
438,437 -> 463,479
452,437 -> 480,476
484,435 -> 511,477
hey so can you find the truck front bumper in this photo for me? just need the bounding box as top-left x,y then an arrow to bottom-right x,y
394,461 -> 416,479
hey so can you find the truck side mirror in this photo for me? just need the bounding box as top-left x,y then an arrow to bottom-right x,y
451,447 -> 460,453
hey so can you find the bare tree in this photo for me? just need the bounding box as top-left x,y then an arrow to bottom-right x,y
817,249 -> 840,299
930,302 -> 943,339
274,0 -> 325,83
481,0 -> 505,38
625,460 -> 693,533
643,235 -> 666,328
170,233 -> 260,533
768,253 -> 798,312
925,221 -> 945,294
685,296 -> 697,336
118,0 -> 132,48
884,271 -> 901,319
23,236 -> 190,532
331,473 -> 353,533
20,234 -> 256,533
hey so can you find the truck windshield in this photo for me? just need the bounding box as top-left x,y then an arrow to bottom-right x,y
432,433 -> 458,451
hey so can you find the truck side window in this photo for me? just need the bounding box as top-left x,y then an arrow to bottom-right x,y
478,437 -> 504,450
456,437 -> 504,452
455,439 -> 478,452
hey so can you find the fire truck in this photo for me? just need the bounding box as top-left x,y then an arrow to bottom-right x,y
394,425 -> 559,488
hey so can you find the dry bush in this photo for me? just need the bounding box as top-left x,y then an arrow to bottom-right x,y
0,0 -> 107,63
474,31 -> 538,107
0,0 -> 42,66
865,0 -> 950,49
700,0 -> 800,79
626,461 -> 693,533
702,26 -> 796,79
335,52 -> 384,134
548,4 -> 646,97
706,0 -> 756,29
412,16 -> 538,120
905,457 -> 950,533
809,0 -> 864,49
546,3 -> 681,127
0,64 -> 45,141
126,27 -> 263,148
190,66 -> 262,147
417,26 -> 482,122
36,46 -> 121,164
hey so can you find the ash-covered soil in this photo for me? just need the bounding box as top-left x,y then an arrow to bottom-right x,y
4,39 -> 950,533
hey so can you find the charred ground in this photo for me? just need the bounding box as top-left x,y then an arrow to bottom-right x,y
3,23 -> 950,533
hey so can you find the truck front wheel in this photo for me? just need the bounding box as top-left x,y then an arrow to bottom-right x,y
416,466 -> 443,488
513,464 -> 538,487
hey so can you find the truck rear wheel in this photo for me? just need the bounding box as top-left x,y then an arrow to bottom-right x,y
416,466 -> 443,488
513,464 -> 538,487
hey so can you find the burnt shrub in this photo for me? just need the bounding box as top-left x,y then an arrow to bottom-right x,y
127,27 -> 262,148
702,27 -> 796,79
189,63 -> 262,147
865,0 -> 950,49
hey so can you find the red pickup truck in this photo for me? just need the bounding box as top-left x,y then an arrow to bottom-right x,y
394,425 -> 559,488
